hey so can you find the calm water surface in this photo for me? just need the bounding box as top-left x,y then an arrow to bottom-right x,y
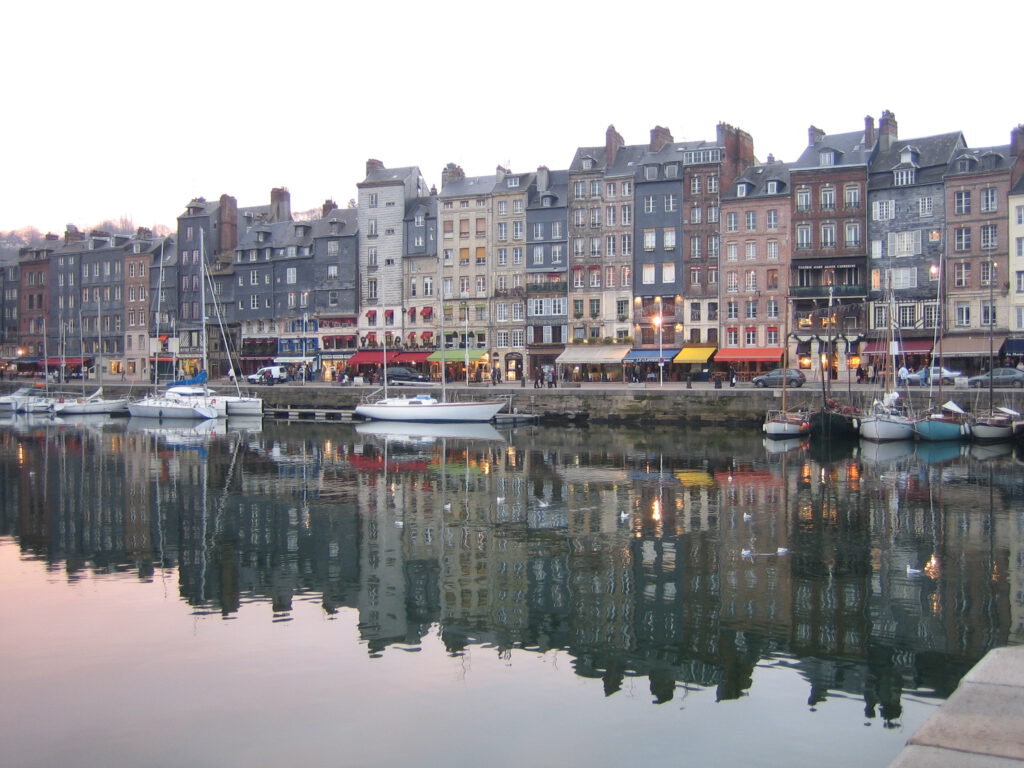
1,414 -> 1022,768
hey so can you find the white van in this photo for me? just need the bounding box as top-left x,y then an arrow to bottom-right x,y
246,365 -> 288,384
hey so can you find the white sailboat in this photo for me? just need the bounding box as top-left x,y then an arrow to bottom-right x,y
764,300 -> 810,438
860,284 -> 914,442
355,274 -> 505,423
129,234 -> 217,421
970,260 -> 1015,443
53,302 -> 129,416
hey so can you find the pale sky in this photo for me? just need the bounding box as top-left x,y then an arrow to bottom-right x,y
2,0 -> 1016,235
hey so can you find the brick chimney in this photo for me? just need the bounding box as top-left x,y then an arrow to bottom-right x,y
218,194 -> 238,253
270,187 -> 292,222
495,165 -> 507,184
864,115 -> 876,148
1011,124 -> 1024,158
606,124 -> 624,166
808,125 -> 826,147
366,158 -> 385,176
878,110 -> 898,152
441,162 -> 465,188
536,165 -> 550,193
63,224 -> 85,244
322,199 -> 338,218
650,125 -> 673,152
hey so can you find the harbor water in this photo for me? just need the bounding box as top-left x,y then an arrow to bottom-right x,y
1,414 -> 1022,768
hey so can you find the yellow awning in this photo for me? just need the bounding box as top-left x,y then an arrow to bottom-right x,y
673,345 -> 716,364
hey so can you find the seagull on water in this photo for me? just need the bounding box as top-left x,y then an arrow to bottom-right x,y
496,496 -> 506,504
619,510 -> 629,521
741,548 -> 754,560
743,512 -> 753,522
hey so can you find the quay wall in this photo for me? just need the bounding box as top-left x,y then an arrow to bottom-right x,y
14,382 -> 1021,427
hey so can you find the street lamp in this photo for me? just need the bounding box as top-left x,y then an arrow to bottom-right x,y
652,314 -> 664,387
462,303 -> 470,388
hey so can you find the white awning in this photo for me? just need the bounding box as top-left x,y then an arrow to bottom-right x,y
555,346 -> 630,365
274,356 -> 315,364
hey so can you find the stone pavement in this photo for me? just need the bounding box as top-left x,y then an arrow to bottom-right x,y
889,645 -> 1024,767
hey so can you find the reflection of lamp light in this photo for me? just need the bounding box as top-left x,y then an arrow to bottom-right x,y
16,348 -> 24,358
798,354 -> 812,369
652,314 -> 663,386
848,354 -> 861,370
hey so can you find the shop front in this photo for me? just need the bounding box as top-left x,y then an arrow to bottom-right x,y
711,347 -> 784,381
427,348 -> 490,384
554,345 -> 629,382
622,347 -> 683,383
672,344 -> 717,382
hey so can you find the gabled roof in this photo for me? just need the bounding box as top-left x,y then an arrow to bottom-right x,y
793,129 -> 873,170
724,161 -> 793,199
946,144 -> 1014,176
360,165 -> 423,186
869,131 -> 965,189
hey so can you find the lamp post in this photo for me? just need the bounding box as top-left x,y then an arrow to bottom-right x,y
652,314 -> 664,387
462,303 -> 470,388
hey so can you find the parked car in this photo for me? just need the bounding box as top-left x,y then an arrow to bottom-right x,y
751,368 -> 806,388
967,367 -> 1024,388
247,365 -> 288,384
906,366 -> 962,386
385,366 -> 429,385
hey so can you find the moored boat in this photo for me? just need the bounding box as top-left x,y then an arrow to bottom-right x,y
763,408 -> 810,439
354,393 -> 505,423
913,400 -> 970,442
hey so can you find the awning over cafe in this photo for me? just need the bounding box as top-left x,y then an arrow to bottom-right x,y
712,347 -> 784,363
347,350 -> 401,365
395,351 -> 432,364
673,345 -> 717,364
940,334 -> 1007,357
427,349 -> 489,363
861,338 -> 933,355
554,346 -> 630,365
623,348 -> 682,363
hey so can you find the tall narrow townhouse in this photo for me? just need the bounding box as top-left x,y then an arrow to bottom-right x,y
942,126 -> 1024,370
357,160 -> 432,355
1,250 -> 20,359
718,159 -> 793,377
48,230 -> 82,370
17,236 -> 56,364
524,166 -> 568,383
490,167 -> 534,382
399,191 -> 438,370
866,117 -> 965,370
437,164 -> 498,380
124,228 -> 163,382
177,192 -> 260,379
789,119 -> 874,381
681,123 -> 756,349
1010,173 -> 1024,349
312,203 -> 360,382
78,230 -> 129,378
566,126 -> 643,368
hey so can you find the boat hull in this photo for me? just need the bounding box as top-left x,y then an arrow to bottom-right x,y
914,415 -> 969,442
859,414 -> 914,442
970,420 -> 1013,443
52,397 -> 129,416
763,410 -> 810,439
128,396 -> 217,420
810,408 -> 860,439
354,398 -> 505,423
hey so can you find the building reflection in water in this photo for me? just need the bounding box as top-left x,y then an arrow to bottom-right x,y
2,417 -> 1022,723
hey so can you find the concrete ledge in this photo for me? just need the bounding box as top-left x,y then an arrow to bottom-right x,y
890,646 -> 1024,767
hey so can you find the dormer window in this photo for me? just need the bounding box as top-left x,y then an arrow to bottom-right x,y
736,184 -> 748,197
507,177 -> 520,188
957,157 -> 975,172
819,150 -> 835,167
894,169 -> 915,186
664,164 -> 679,179
899,146 -> 919,165
766,181 -> 779,194
644,166 -> 658,181
582,158 -> 594,170
257,231 -> 267,243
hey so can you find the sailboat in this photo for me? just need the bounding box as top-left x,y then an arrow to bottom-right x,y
129,233 -> 217,421
763,300 -> 810,438
860,283 -> 914,442
970,262 -> 1016,443
53,302 -> 129,416
913,265 -> 968,441
355,268 -> 505,423
809,287 -> 861,439
13,318 -> 57,414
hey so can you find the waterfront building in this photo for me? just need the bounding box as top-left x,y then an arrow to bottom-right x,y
788,119 -> 874,380
492,166 -> 534,383
16,235 -> 54,364
1010,175 -> 1024,354
357,160 -> 432,358
940,127 -> 1024,370
123,229 -> 165,382
0,249 -> 20,360
719,158 -> 793,377
313,203 -> 361,382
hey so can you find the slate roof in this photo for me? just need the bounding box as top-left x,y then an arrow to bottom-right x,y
792,129 -> 873,170
869,132 -> 965,190
438,173 -> 497,199
360,166 -> 422,186
723,161 -> 793,199
946,144 -> 1015,176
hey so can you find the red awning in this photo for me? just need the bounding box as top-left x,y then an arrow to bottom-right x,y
421,331 -> 433,339
408,307 -> 417,317
420,307 -> 433,318
395,351 -> 432,364
347,350 -> 401,365
862,339 -> 933,355
365,310 -> 376,319
385,310 -> 394,321
46,357 -> 90,366
713,347 -> 785,363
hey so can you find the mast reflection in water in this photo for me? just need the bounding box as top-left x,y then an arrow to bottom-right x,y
1,415 -> 1022,768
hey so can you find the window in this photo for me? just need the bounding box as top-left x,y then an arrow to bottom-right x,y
1016,271 -> 1024,294
767,240 -> 779,260
286,267 -> 297,284
366,279 -> 377,300
727,328 -> 739,346
367,218 -> 378,236
796,189 -> 811,212
589,208 -> 601,227
691,177 -> 701,195
573,181 -> 585,199
642,264 -> 655,284
643,229 -> 656,251
872,200 -> 894,220
918,196 -> 934,217
983,301 -> 997,327
368,193 -> 378,208
726,212 -> 738,232
894,169 -> 915,186
820,187 -> 835,210
663,229 -> 676,250
844,185 -> 861,209
368,247 -> 378,266
533,246 -> 544,265
606,206 -> 616,226
727,242 -> 738,262
690,236 -> 701,259
954,191 -> 971,215
643,195 -> 655,214
726,271 -> 739,293
622,182 -> 632,197
691,206 -> 702,224
327,264 -> 338,279
955,301 -> 970,327
645,166 -> 658,181
606,235 -> 616,257
745,211 -> 756,230
955,227 -> 971,252
621,234 -> 632,256
766,209 -> 778,230
820,224 -> 836,248
590,238 -> 601,257
954,262 -> 970,288
845,222 -> 861,247
745,328 -> 758,345
621,206 -> 632,225
606,182 -> 617,198
819,151 -> 835,166
981,224 -> 997,250
796,225 -> 811,249
889,230 -> 921,257
745,270 -> 757,292
898,305 -> 916,328
590,269 -> 601,288
664,194 -> 678,213
572,269 -> 584,288
606,266 -> 616,287
512,221 -> 523,240
662,263 -> 675,283
981,260 -> 995,286
745,299 -> 758,319
708,205 -> 719,223
707,176 -> 718,193
497,222 -> 508,241
745,241 -> 757,260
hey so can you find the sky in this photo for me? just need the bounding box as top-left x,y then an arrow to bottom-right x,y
2,0 -> 1017,235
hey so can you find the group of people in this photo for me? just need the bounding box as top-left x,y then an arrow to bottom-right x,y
533,368 -> 556,388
